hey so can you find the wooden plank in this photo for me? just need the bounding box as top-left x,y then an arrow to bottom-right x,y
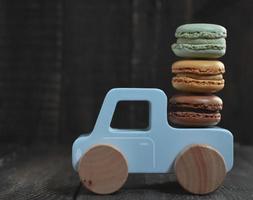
0,0 -> 63,143
0,144 -> 79,200
60,0 -> 132,142
76,144 -> 253,199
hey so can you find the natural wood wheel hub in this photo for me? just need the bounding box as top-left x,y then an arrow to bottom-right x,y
78,144 -> 128,194
175,144 -> 226,194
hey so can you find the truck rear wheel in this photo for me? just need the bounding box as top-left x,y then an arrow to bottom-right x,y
174,144 -> 226,194
78,144 -> 128,194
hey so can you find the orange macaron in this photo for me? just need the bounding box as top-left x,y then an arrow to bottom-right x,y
171,60 -> 225,93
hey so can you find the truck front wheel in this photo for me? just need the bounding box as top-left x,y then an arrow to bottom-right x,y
174,144 -> 226,194
78,144 -> 128,194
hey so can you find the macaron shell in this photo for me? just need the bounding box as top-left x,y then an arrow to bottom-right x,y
171,45 -> 225,58
173,43 -> 225,51
169,112 -> 221,127
175,23 -> 227,39
172,76 -> 224,93
172,60 -> 225,75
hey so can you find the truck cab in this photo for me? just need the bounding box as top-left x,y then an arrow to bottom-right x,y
72,88 -> 233,195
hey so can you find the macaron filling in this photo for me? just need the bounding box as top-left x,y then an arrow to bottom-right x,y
172,66 -> 225,75
172,72 -> 225,87
175,73 -> 223,81
169,103 -> 221,114
175,31 -> 226,39
176,38 -> 226,45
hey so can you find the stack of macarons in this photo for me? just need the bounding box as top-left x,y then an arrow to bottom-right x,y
169,23 -> 227,127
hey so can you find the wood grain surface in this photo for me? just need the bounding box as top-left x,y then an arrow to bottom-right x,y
0,144 -> 79,200
0,143 -> 252,199
0,0 -> 63,143
78,145 -> 128,194
175,145 -> 226,194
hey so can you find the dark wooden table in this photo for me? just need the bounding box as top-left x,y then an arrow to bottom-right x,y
0,143 -> 253,200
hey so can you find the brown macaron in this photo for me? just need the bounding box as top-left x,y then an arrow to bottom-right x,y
172,60 -> 225,93
169,94 -> 223,127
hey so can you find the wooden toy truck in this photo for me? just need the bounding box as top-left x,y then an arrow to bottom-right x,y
72,88 -> 233,195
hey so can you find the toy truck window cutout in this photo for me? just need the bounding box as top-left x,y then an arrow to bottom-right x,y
72,88 -> 233,195
110,100 -> 149,130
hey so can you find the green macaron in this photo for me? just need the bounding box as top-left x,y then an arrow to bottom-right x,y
171,23 -> 227,58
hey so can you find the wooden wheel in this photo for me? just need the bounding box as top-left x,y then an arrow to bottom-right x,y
78,144 -> 128,194
174,144 -> 226,194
